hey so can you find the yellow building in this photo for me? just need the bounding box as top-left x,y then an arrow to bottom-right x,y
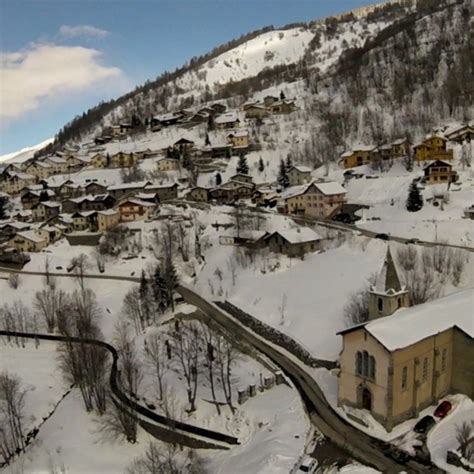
413,136 -> 453,162
156,157 -> 180,172
9,231 -> 48,252
44,156 -> 68,174
227,130 -> 249,148
337,252 -> 473,431
1,172 -> 37,195
24,161 -> 52,180
97,209 -> 120,231
90,153 -> 108,168
339,145 -> 377,169
110,152 -> 139,168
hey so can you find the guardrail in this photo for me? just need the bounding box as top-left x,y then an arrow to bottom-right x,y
0,330 -> 239,450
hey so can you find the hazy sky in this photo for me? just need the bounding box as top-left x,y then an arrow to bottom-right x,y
0,0 -> 373,154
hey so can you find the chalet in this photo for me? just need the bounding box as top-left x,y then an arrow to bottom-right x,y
282,181 -> 347,219
97,209 -> 120,231
268,99 -> 296,115
423,160 -> 458,185
70,211 -> 93,231
152,113 -> 183,128
444,124 -> 474,144
31,201 -> 61,222
8,231 -> 48,253
156,157 -> 180,172
338,250 -> 473,431
209,181 -> 255,203
1,172 -> 37,195
263,96 -> 278,107
62,194 -> 116,214
339,146 -> 377,169
21,189 -> 55,209
83,181 -> 108,195
36,225 -> 63,244
11,210 -> 32,222
134,192 -> 159,204
0,221 -> 31,239
244,104 -> 269,119
215,112 -> 240,130
24,161 -> 52,180
107,181 -> 151,200
210,103 -> 226,114
258,228 -> 322,258
44,156 -> 68,174
109,152 -> 139,168
227,130 -> 249,149
173,138 -> 195,154
188,111 -> 210,124
90,153 -> 109,168
229,173 -> 254,185
64,155 -> 84,171
56,181 -> 83,200
143,183 -> 179,202
186,186 -> 210,203
413,135 -> 453,162
116,198 -> 155,222
210,143 -> 233,158
390,138 -> 411,157
287,165 -> 312,187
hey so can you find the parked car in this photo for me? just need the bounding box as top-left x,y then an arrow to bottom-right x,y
375,233 -> 390,240
298,455 -> 318,473
407,238 -> 420,244
434,400 -> 452,419
414,415 -> 436,433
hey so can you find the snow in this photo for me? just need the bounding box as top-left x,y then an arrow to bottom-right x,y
272,228 -> 322,244
0,138 -> 54,164
364,289 -> 473,351
315,181 -> 347,196
14,230 -> 46,243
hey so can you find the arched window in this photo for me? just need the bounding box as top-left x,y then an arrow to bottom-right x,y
369,356 -> 376,380
401,366 -> 408,389
356,351 -> 362,375
378,298 -> 383,311
398,297 -> 402,308
363,351 -> 369,377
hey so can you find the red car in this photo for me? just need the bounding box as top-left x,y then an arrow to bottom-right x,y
434,400 -> 452,418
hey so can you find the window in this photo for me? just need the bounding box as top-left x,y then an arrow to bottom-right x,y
356,351 -> 362,375
441,349 -> 447,371
402,366 -> 408,389
422,358 -> 428,381
369,356 -> 376,380
378,298 -> 383,311
363,351 -> 369,377
398,297 -> 402,308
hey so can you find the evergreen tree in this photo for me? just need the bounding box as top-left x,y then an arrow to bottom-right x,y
0,196 -> 8,220
258,157 -> 265,173
139,270 -> 152,325
163,254 -> 179,312
39,190 -> 49,202
406,181 -> 423,212
152,265 -> 167,313
207,114 -> 215,131
277,159 -> 289,189
236,154 -> 249,175
285,153 -> 293,172
205,133 -> 211,147
280,90 -> 286,100
215,172 -> 222,186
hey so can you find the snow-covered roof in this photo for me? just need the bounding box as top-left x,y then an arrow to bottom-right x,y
289,165 -> 312,173
13,230 -> 45,243
366,290 -> 473,351
269,228 -> 322,244
37,201 -> 61,208
108,181 -> 150,191
119,198 -> 155,207
391,138 -> 409,146
11,172 -> 35,180
45,156 -> 67,164
227,130 -> 248,138
352,144 -> 376,152
280,183 -> 310,199
97,209 -> 118,216
215,112 -> 239,124
314,182 -> 346,196
0,221 -> 30,230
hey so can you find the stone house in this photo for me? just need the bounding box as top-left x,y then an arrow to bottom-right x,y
244,104 -> 269,119
97,209 -> 120,231
258,228 -> 321,258
31,201 -> 61,222
186,186 -> 210,203
413,136 -> 453,162
44,156 -> 68,174
1,172 -> 37,195
423,160 -> 458,185
24,161 -> 52,180
156,157 -> 180,172
8,231 -> 48,252
90,153 -> 108,168
282,181 -> 347,219
287,165 -> 312,187
337,250 -> 473,431
227,130 -> 249,149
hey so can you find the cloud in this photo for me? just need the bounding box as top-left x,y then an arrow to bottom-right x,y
59,24 -> 109,39
0,43 -> 122,120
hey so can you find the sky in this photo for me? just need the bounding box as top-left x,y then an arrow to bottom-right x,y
0,0 -> 374,154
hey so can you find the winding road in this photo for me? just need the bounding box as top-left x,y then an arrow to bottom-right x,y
1,266 -> 444,472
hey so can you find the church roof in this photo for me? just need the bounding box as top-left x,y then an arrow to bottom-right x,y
372,247 -> 404,295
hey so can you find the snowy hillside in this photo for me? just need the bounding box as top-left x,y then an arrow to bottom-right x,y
0,138 -> 53,164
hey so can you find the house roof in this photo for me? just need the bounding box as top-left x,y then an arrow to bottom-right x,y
391,138 -> 409,146
289,165 -> 312,173
227,130 -> 248,138
215,112 -> 239,124
352,144 -> 376,152
314,182 -> 346,196
118,198 -> 155,207
108,181 -> 151,191
174,137 -> 194,145
423,160 -> 452,170
266,228 -> 322,244
13,230 -> 45,244
37,201 -> 61,208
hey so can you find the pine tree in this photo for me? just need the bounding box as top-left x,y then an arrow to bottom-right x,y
258,157 -> 265,173
163,254 -> 179,312
215,172 -> 222,186
205,133 -> 211,147
278,159 -> 289,189
280,90 -> 286,100
285,153 -> 293,172
406,181 -> 423,212
152,265 -> 167,312
236,154 -> 249,175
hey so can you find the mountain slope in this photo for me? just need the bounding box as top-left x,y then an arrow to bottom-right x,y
0,138 -> 54,164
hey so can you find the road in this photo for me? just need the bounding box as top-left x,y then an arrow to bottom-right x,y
0,271 -> 444,472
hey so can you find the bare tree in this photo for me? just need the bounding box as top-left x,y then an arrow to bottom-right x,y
215,334 -> 238,413
200,323 -> 220,415
43,256 -> 56,289
144,332 -> 168,400
7,273 -> 20,290
171,321 -> 200,412
343,274 -> 376,326
122,287 -> 147,335
126,441 -> 206,474
70,254 -> 90,292
455,421 -> 474,461
34,284 -> 68,332
176,223 -> 190,262
0,372 -> 27,464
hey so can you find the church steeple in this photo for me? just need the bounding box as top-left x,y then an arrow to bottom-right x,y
368,246 -> 410,320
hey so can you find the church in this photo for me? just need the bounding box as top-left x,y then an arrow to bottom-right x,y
337,247 -> 473,431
